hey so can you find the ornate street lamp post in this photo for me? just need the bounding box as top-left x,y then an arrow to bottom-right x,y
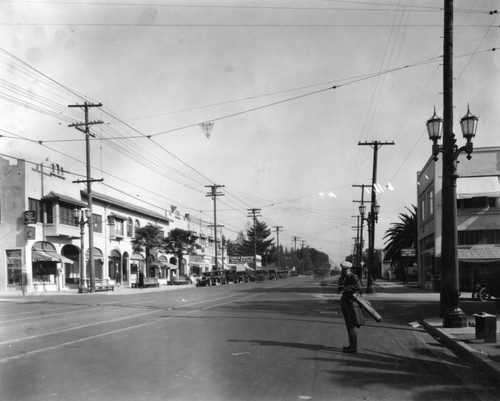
426,105 -> 478,327
73,208 -> 91,294
359,202 -> 380,292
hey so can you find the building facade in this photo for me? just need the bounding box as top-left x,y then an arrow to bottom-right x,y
417,147 -> 500,291
0,156 -> 224,294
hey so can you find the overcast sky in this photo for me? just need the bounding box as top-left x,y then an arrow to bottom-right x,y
1,0 -> 499,264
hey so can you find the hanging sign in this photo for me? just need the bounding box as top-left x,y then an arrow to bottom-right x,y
24,210 -> 36,224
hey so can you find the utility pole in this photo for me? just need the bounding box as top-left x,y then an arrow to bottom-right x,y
351,215 -> 360,266
358,140 -> 395,293
206,185 -> 224,271
208,223 -> 225,269
292,236 -> 299,252
247,208 -> 261,270
274,226 -> 283,269
441,0 -> 466,327
300,240 -> 306,275
353,184 -> 370,280
68,101 -> 103,293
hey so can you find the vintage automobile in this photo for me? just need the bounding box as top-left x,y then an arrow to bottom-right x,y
254,270 -> 268,281
477,283 -> 500,302
211,270 -> 227,285
196,272 -> 214,287
473,267 -> 500,302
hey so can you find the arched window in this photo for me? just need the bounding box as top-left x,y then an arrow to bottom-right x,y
127,218 -> 133,237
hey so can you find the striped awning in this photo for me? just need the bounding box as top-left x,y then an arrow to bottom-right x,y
32,250 -> 74,264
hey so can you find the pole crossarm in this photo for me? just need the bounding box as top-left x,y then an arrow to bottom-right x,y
72,179 -> 104,184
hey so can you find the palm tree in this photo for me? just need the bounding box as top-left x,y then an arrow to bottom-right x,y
130,224 -> 165,276
164,228 -> 196,277
383,205 -> 417,282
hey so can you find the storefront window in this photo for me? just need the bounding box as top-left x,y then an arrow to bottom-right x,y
6,249 -> 22,285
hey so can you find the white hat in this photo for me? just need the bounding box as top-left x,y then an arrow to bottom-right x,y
340,261 -> 353,269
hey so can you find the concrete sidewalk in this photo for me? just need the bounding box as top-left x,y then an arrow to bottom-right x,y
421,316 -> 500,380
373,280 -> 500,381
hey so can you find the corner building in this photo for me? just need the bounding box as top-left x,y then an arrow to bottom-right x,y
417,147 -> 500,292
0,156 -> 221,294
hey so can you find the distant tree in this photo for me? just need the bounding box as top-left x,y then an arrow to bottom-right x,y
383,205 -> 417,281
225,239 -> 239,256
239,220 -> 275,262
164,228 -> 196,276
131,224 -> 164,274
229,231 -> 246,256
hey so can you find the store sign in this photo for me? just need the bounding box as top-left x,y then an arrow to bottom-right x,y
25,226 -> 36,240
229,256 -> 254,263
401,248 -> 416,257
24,210 -> 36,224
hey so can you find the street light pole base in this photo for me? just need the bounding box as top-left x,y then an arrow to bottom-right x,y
443,307 -> 467,328
78,287 -> 88,294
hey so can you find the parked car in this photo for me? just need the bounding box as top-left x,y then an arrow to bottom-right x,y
211,270 -> 227,285
477,283 -> 500,302
472,266 -> 500,301
189,274 -> 201,285
254,270 -> 268,281
196,272 -> 213,287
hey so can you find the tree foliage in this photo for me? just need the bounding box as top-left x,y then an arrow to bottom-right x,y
130,224 -> 164,271
238,220 -> 275,259
164,228 -> 196,276
383,205 -> 417,279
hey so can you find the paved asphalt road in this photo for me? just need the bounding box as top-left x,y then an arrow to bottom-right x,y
1,277 -> 499,401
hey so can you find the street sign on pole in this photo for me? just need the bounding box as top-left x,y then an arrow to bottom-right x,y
401,248 -> 416,257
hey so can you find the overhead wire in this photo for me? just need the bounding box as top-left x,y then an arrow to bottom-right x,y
1,3 -> 498,253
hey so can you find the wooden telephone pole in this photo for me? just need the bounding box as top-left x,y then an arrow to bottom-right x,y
69,101 -> 103,293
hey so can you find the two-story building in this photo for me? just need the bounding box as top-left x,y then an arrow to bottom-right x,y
0,155 -> 224,294
417,147 -> 500,291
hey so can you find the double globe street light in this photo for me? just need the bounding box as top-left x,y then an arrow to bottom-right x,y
426,105 -> 478,327
73,208 -> 91,294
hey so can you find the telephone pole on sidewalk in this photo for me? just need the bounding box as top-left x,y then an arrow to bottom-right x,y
274,226 -> 283,269
358,140 -> 394,293
353,183 -> 370,280
68,101 -> 103,293
206,185 -> 224,270
247,208 -> 261,270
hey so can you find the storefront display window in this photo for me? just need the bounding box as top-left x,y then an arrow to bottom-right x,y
7,249 -> 22,285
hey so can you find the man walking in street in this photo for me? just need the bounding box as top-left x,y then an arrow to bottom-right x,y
338,261 -> 365,353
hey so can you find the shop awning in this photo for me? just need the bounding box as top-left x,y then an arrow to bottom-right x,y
245,263 -> 255,271
159,262 -> 178,270
458,246 -> 500,263
33,250 -> 74,264
457,176 -> 500,199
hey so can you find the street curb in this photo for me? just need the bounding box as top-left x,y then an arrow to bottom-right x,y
421,320 -> 500,381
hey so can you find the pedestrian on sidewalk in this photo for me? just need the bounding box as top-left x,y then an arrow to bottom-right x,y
138,269 -> 145,289
338,260 -> 365,353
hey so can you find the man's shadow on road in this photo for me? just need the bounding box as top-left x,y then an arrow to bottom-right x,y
228,338 -> 494,401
